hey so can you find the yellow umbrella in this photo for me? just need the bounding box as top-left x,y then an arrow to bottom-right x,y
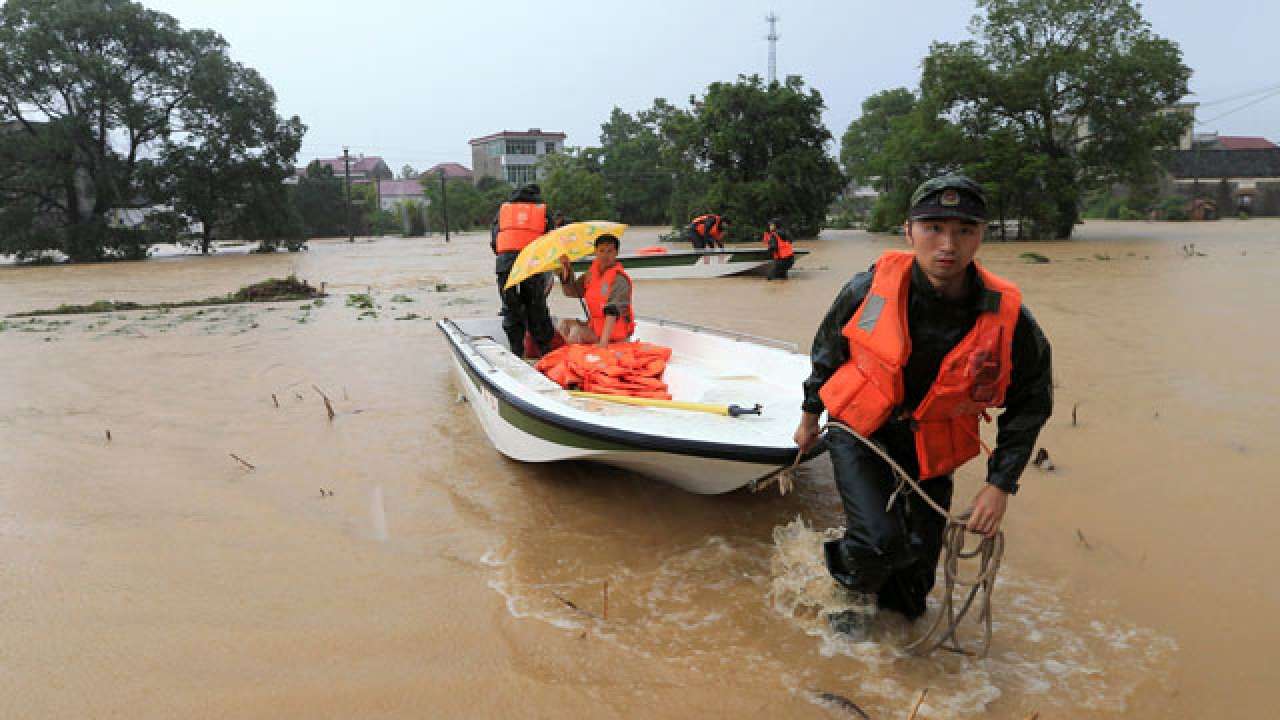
503,221 -> 628,290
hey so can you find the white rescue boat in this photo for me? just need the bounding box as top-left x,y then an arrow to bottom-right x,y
438,316 -> 812,494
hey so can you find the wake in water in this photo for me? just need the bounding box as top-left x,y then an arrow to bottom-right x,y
768,516 -> 1177,717
481,506 -> 1179,718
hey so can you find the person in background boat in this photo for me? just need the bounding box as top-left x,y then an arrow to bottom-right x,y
556,234 -> 634,348
686,214 -> 730,250
792,175 -> 1053,642
763,217 -> 796,280
491,183 -> 556,358
552,210 -> 569,229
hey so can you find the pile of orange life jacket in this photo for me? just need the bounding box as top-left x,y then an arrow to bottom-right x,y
535,342 -> 672,400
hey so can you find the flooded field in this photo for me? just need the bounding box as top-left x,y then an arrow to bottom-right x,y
2,220 -> 1277,718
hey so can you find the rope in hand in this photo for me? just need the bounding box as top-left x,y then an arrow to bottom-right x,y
778,420 -> 1005,658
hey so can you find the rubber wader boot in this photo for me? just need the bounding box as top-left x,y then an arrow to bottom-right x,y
826,589 -> 877,642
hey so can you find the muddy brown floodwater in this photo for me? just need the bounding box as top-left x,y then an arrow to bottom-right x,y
1,220 -> 1277,718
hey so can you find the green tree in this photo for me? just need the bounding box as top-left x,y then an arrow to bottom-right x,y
0,0 -> 261,260
293,161 -> 346,237
348,182 -> 399,236
162,53 -> 305,254
667,75 -> 845,239
921,0 -> 1190,238
840,89 -> 970,231
598,107 -> 671,224
423,176 -> 512,233
238,183 -> 306,251
539,149 -> 608,221
401,199 -> 427,236
840,88 -> 917,186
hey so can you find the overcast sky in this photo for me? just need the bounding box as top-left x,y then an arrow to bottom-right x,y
143,0 -> 1280,173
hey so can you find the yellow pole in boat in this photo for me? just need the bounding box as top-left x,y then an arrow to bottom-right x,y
569,391 -> 762,417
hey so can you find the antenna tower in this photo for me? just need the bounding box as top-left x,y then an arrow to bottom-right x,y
766,12 -> 779,84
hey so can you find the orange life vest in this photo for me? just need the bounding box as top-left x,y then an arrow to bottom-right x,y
535,342 -> 672,400
494,202 -> 547,254
692,214 -> 724,241
584,259 -> 635,342
818,251 -> 1022,479
763,231 -> 794,260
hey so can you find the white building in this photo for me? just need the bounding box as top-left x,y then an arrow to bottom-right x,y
468,129 -> 566,185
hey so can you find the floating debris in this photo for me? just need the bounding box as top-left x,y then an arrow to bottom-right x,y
312,385 -> 336,421
907,688 -> 928,720
810,691 -> 871,719
1032,447 -> 1055,472
8,275 -> 322,318
345,293 -> 374,310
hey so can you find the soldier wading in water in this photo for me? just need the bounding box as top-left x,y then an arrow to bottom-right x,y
793,176 -> 1053,640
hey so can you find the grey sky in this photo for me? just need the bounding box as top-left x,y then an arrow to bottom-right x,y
143,0 -> 1280,172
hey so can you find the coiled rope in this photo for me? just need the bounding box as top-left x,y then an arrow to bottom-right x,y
760,420 -> 1004,658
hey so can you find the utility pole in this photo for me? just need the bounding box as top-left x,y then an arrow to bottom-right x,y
343,146 -> 353,242
439,168 -> 450,243
765,12 -> 779,85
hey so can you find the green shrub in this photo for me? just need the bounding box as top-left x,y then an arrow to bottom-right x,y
1154,196 -> 1185,221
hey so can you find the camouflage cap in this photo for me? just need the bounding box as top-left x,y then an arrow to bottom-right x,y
908,175 -> 987,223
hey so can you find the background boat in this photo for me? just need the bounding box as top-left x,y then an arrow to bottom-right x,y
569,247 -> 808,279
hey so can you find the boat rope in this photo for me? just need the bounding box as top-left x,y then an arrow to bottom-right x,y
825,420 -> 1002,657
762,420 -> 1004,658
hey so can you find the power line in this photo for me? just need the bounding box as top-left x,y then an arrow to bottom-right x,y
1197,82 -> 1280,108
1196,88 -> 1280,128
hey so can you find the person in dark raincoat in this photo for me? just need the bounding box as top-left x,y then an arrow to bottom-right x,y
490,184 -> 556,357
792,176 -> 1053,640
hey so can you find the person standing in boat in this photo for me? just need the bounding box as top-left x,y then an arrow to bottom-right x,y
763,217 -> 796,280
555,234 -> 634,347
792,176 -> 1053,641
686,213 -> 729,250
491,183 -> 556,358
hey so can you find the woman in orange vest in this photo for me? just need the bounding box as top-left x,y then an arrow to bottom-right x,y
490,184 -> 556,357
792,176 -> 1053,641
555,234 -> 635,347
762,217 -> 795,280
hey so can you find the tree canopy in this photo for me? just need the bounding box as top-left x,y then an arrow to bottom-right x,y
597,106 -> 672,225
423,175 -> 512,233
668,75 -> 846,239
0,0 -> 303,260
539,149 -> 608,222
844,0 -> 1190,239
